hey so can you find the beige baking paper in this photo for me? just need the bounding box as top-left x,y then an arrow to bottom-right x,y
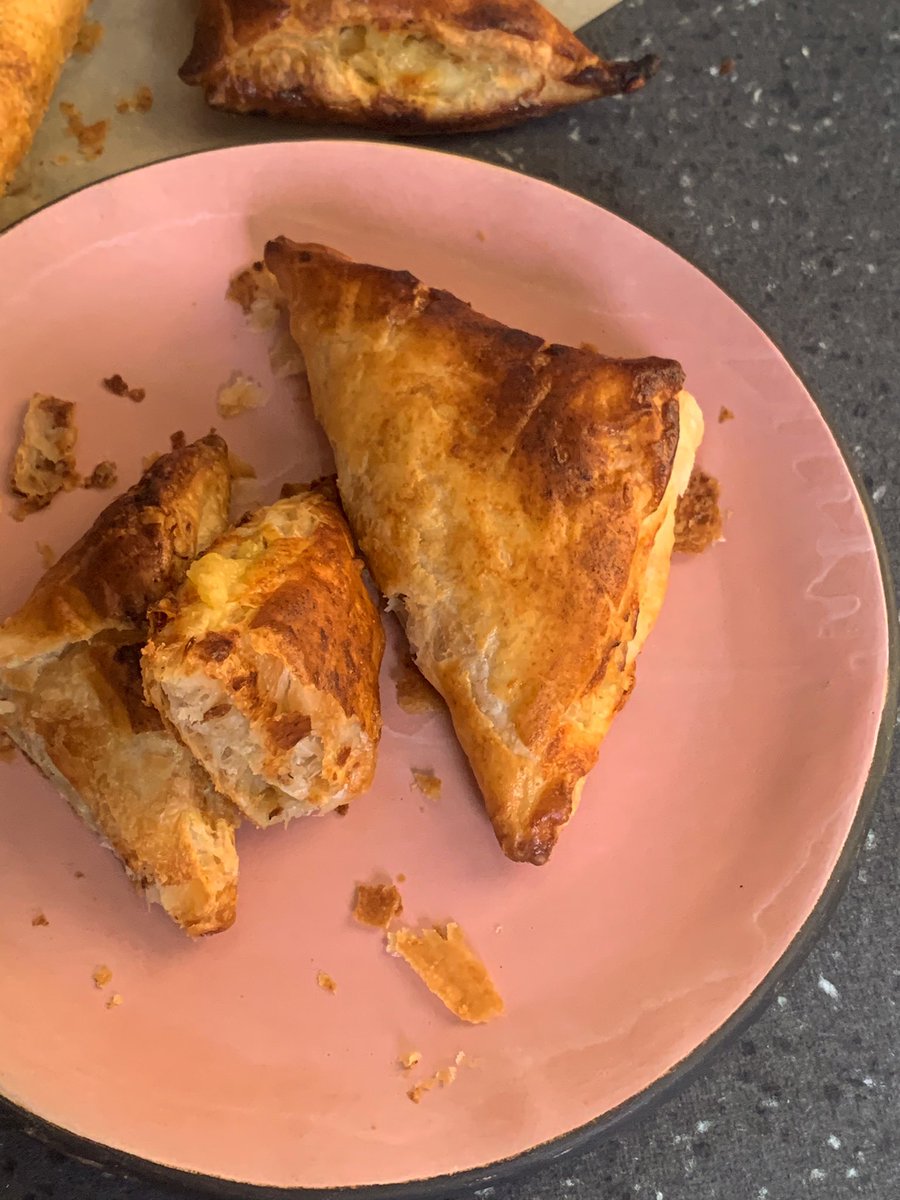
544,0 -> 623,31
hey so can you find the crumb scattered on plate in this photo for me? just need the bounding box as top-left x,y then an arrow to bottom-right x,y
116,86 -> 153,115
411,768 -> 442,801
35,542 -> 55,568
393,655 -> 443,715
31,912 -> 49,927
335,802 -> 350,816
674,467 -> 723,554
83,461 -> 118,490
59,102 -> 108,161
217,372 -> 265,418
475,230 -> 486,242
102,374 -> 145,402
92,965 -> 112,989
74,19 -> 104,56
10,394 -> 79,518
227,451 -> 256,480
718,405 -> 735,423
316,970 -> 337,994
398,1049 -> 422,1070
170,430 -> 186,451
226,262 -> 285,331
106,993 -> 123,1009
387,923 -> 504,1024
353,881 -> 403,929
74,870 -> 85,879
407,1052 -> 467,1103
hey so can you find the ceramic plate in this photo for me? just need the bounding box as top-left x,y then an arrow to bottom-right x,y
0,142 -> 893,1196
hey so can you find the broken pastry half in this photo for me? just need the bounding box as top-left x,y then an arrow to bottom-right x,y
142,480 -> 385,827
179,0 -> 658,134
0,435 -> 239,935
266,238 -> 704,865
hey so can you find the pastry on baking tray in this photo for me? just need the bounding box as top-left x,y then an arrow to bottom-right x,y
0,435 -> 239,935
142,481 -> 384,827
179,0 -> 658,134
0,0 -> 91,193
266,238 -> 703,865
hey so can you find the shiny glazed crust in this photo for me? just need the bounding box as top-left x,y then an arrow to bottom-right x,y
142,483 -> 385,826
0,0 -> 91,193
179,0 -> 658,133
0,437 -> 239,935
266,239 -> 704,864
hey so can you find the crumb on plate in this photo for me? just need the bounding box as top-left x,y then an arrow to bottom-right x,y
387,923 -> 504,1024
31,912 -> 49,927
718,405 -> 735,423
217,371 -> 265,418
674,467 -> 723,554
353,881 -> 403,929
411,768 -> 442,801
170,430 -> 186,451
398,1049 -> 422,1070
316,970 -> 337,994
116,86 -> 153,114
35,542 -> 55,568
74,19 -> 104,55
102,374 -> 144,402
59,102 -> 108,161
106,993 -> 123,1009
407,1052 -> 467,1103
92,965 -> 112,989
83,461 -> 118,490
393,655 -> 443,715
10,394 -> 79,518
335,802 -> 350,816
226,262 -> 285,330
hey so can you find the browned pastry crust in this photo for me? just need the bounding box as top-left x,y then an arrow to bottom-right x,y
142,480 -> 384,826
10,392 -> 79,517
266,239 -> 703,865
0,436 -> 238,935
179,0 -> 658,134
674,466 -> 722,554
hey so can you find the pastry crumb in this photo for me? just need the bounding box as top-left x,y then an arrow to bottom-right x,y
335,803 -> 350,816
83,461 -> 118,490
227,450 -> 257,480
387,923 -> 504,1024
102,374 -> 145,402
353,881 -> 403,929
92,965 -> 112,989
11,394 -> 79,518
316,970 -> 337,994
31,912 -> 49,927
116,86 -> 153,114
398,1049 -> 422,1070
475,230 -> 486,242
35,542 -> 55,568
226,262 -> 285,330
74,19 -> 104,55
59,102 -> 108,161
393,655 -> 443,715
674,468 -> 723,554
407,1052 -> 467,1103
106,993 -> 123,1009
74,870 -> 85,879
217,371 -> 265,418
412,768 -> 442,801
718,405 -> 735,423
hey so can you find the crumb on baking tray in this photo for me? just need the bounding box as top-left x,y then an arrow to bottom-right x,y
92,965 -> 112,989
398,1049 -> 422,1070
74,19 -> 104,56
393,654 -> 443,715
83,461 -> 118,490
353,881 -> 403,930
411,768 -> 442,801
227,450 -> 256,480
106,992 -> 123,1009
674,467 -> 723,554
31,912 -> 49,927
718,405 -> 735,423
10,393 -> 79,518
59,102 -> 108,161
35,542 -> 55,568
316,970 -> 337,993
387,923 -> 504,1024
226,262 -> 285,331
116,86 -> 153,115
102,374 -> 145,402
217,372 -> 265,418
407,1052 -> 467,1103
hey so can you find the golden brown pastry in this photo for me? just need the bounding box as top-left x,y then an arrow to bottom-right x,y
142,481 -> 384,827
266,239 -> 704,864
179,0 -> 658,134
0,435 -> 238,935
10,393 -> 79,517
0,0 -> 91,194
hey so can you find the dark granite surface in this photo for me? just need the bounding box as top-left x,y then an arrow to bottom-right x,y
1,0 -> 898,1196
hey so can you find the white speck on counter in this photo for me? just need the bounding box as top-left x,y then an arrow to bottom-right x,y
758,1096 -> 779,1109
863,1076 -> 875,1088
474,1189 -> 495,1198
751,219 -> 760,231
801,45 -> 811,57
777,995 -> 788,1007
809,1168 -> 826,1181
846,1167 -> 859,1178
828,1134 -> 842,1150
758,1189 -> 769,1199
866,830 -> 877,850
784,152 -> 800,164
568,126 -> 581,143
752,87 -> 763,103
562,1180 -> 576,1189
873,484 -> 887,502
818,975 -> 840,1001
680,172 -> 693,188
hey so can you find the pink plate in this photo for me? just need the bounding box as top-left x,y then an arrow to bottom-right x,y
0,142 -> 893,1194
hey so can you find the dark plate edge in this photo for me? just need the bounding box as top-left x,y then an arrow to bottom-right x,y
0,141 -> 896,1200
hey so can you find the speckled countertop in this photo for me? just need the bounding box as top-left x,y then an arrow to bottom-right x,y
1,0 -> 898,1197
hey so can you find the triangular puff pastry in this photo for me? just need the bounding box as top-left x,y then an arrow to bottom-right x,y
0,436 -> 239,934
265,239 -> 704,864
179,0 -> 658,133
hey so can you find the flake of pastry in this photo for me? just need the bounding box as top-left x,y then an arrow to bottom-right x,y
83,461 -> 118,491
216,371 -> 265,418
393,654 -> 443,715
718,405 -> 735,423
316,970 -> 337,993
387,923 -> 504,1023
31,912 -> 49,927
674,467 -> 723,554
35,543 -> 55,568
411,768 -> 441,801
353,881 -> 403,929
10,394 -> 79,517
226,262 -> 285,330
92,965 -> 112,989
74,19 -> 104,56
102,374 -> 144,402
59,101 -> 108,161
116,86 -> 153,114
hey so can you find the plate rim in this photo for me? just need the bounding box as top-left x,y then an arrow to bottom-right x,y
0,140 -> 896,1200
